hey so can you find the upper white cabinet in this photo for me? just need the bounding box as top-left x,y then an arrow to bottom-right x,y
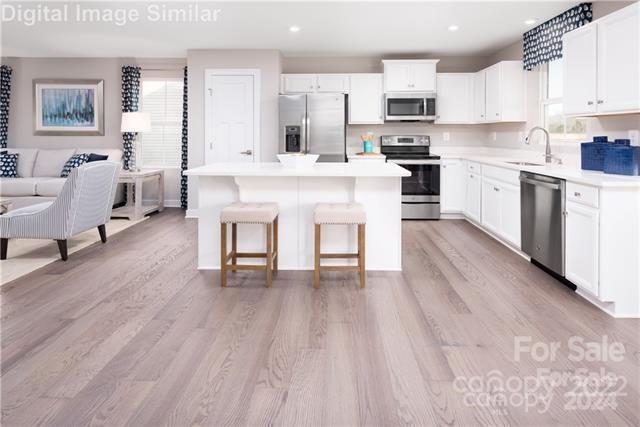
349,74 -> 384,124
563,2 -> 640,116
281,74 -> 349,93
473,70 -> 487,122
563,24 -> 598,115
435,73 -> 474,124
382,60 -> 439,92
441,159 -> 466,213
476,61 -> 526,123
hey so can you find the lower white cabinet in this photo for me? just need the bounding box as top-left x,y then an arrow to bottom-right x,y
348,74 -> 383,124
465,171 -> 481,222
566,201 -> 600,296
480,175 -> 521,248
441,159 -> 466,213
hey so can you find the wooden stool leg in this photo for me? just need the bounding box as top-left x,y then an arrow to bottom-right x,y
220,222 -> 227,287
314,224 -> 321,289
358,224 -> 366,288
273,216 -> 279,274
231,223 -> 237,273
266,222 -> 273,288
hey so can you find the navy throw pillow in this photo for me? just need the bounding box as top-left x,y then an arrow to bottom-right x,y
87,153 -> 109,162
0,153 -> 19,178
60,153 -> 90,178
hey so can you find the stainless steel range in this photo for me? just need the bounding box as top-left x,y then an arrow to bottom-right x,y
381,135 -> 441,220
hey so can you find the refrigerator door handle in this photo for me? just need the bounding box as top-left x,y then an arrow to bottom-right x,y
300,113 -> 307,154
305,112 -> 311,154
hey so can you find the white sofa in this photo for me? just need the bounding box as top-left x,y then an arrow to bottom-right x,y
0,148 -> 123,209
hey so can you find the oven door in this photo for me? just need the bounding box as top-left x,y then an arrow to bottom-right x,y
389,159 -> 441,219
385,93 -> 436,121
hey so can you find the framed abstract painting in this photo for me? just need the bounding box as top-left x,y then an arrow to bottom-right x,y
33,79 -> 104,136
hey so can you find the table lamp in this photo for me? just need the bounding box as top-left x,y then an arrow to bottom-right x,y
121,112 -> 151,171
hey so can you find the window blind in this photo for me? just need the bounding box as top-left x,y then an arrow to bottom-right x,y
140,79 -> 182,167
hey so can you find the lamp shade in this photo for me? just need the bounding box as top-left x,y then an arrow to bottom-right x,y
121,112 -> 151,133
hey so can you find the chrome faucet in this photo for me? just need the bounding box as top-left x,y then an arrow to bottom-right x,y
524,126 -> 562,165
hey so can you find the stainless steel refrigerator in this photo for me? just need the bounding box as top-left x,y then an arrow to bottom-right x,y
279,94 -> 346,162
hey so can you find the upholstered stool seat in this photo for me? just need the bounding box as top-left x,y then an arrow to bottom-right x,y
313,202 -> 366,289
220,202 -> 279,288
220,202 -> 279,224
313,202 -> 366,225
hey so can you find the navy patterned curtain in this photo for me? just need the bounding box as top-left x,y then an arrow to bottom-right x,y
180,66 -> 188,209
0,65 -> 12,149
523,3 -> 593,70
121,66 -> 141,170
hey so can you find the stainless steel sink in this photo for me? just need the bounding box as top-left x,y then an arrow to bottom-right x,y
505,161 -> 544,166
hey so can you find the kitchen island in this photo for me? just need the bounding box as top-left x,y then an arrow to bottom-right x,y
184,162 -> 411,271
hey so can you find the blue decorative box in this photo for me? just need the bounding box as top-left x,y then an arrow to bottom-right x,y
581,141 -> 608,171
603,144 -> 640,176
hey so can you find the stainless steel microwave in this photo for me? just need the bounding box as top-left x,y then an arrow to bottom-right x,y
384,92 -> 436,122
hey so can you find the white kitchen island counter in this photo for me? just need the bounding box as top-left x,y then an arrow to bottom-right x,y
185,162 -> 410,271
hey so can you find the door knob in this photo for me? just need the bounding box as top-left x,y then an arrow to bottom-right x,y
240,150 -> 253,155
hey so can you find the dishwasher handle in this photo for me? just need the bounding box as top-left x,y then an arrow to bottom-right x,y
519,176 -> 562,190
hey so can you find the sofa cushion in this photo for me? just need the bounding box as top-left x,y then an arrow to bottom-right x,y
1,153 -> 19,178
6,149 -> 38,178
76,148 -> 122,164
35,178 -> 67,197
0,177 -> 41,196
60,153 -> 90,177
33,149 -> 76,177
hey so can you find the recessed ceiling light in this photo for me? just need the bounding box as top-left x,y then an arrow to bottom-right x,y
289,26 -> 301,33
448,25 -> 459,32
524,19 -> 537,25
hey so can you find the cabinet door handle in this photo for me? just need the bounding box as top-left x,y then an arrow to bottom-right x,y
597,100 -> 604,104
240,149 -> 253,155
587,101 -> 594,105
494,187 -> 500,192
574,191 -> 581,197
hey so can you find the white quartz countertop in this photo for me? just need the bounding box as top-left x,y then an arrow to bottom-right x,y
440,153 -> 640,188
185,162 -> 410,177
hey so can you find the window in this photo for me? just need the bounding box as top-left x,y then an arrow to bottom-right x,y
139,78 -> 183,168
540,59 -> 587,143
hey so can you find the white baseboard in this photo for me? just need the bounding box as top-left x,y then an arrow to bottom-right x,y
185,208 -> 198,218
143,199 -> 181,208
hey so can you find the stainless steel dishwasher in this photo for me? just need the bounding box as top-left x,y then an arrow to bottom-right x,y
519,172 -> 566,277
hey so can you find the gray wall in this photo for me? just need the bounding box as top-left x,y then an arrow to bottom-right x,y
1,57 -> 185,205
186,49 -> 282,210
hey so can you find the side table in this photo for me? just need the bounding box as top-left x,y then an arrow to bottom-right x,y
111,169 -> 165,221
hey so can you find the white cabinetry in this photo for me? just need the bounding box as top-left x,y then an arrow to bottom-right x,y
563,2 -> 640,116
436,73 -> 474,124
566,200 -> 600,296
348,74 -> 383,124
473,70 -> 487,122
465,169 -> 481,223
441,159 -> 466,213
480,165 -> 521,248
382,60 -> 439,92
471,61 -> 525,123
281,74 -> 349,93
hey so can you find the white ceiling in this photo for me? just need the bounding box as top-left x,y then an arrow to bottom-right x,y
2,1 -> 575,58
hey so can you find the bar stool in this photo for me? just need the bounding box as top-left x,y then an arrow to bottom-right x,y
313,202 -> 366,289
220,202 -> 279,288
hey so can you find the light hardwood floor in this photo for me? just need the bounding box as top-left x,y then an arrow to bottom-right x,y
1,209 -> 638,426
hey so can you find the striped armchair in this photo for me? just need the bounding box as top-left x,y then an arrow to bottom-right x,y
0,161 -> 121,261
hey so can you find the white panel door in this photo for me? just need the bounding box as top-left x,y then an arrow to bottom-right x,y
207,74 -> 255,163
348,74 -> 383,124
563,24 -> 598,115
410,63 -> 437,92
282,74 -> 316,93
485,64 -> 501,121
597,3 -> 640,113
441,159 -> 466,213
499,182 -> 521,248
436,73 -> 473,123
566,201 -> 600,296
465,171 -> 481,222
384,63 -> 411,91
481,178 -> 501,234
473,70 -> 486,122
316,75 -> 349,93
